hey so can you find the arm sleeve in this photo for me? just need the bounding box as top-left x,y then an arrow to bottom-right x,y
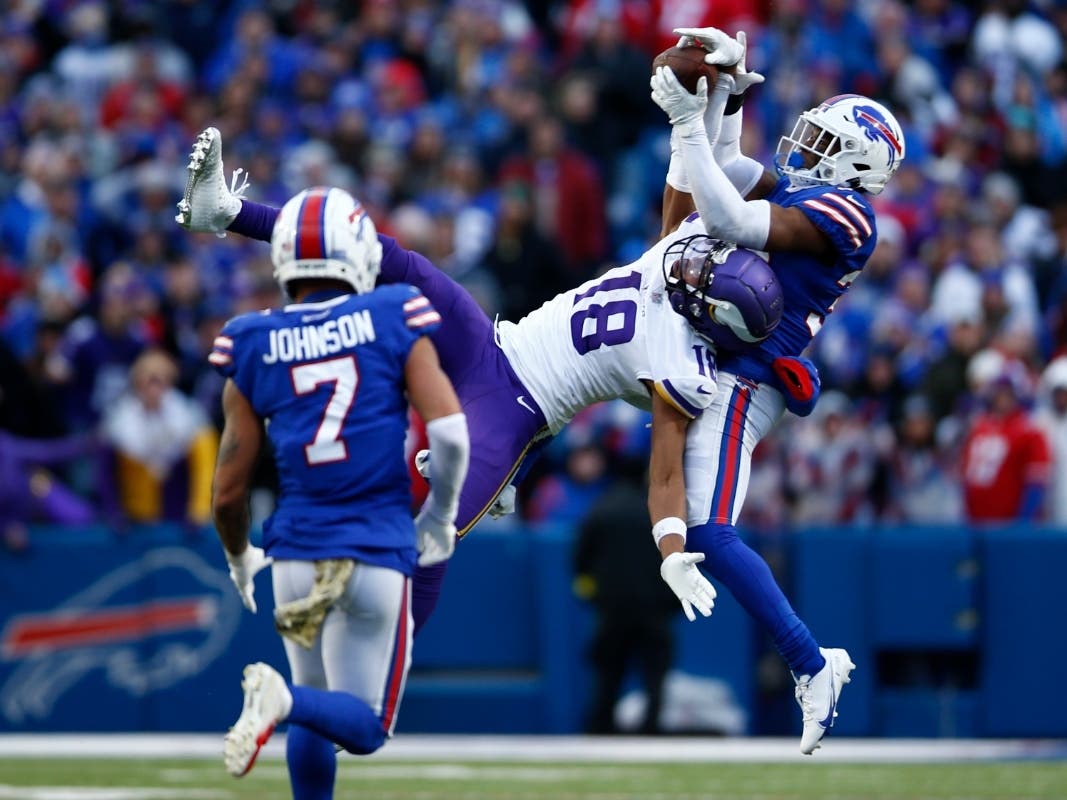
228,199 -> 280,242
714,109 -> 764,197
424,412 -> 470,523
675,82 -> 771,249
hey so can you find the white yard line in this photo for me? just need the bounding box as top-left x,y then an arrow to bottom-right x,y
0,787 -> 227,800
0,734 -> 1065,763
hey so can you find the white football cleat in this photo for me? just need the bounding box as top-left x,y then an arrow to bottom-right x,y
794,647 -> 855,755
223,662 -> 292,777
175,127 -> 247,236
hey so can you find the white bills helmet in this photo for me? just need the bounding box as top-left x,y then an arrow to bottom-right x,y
271,187 -> 382,295
775,94 -> 905,195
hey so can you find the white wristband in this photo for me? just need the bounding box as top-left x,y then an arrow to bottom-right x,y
652,516 -> 687,547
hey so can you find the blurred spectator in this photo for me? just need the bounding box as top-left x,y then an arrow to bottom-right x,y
498,114 -> 608,278
930,220 -> 1040,345
881,394 -> 963,524
45,262 -> 149,431
527,438 -> 611,526
4,0 -> 1067,538
1034,356 -> 1067,526
981,172 -> 1057,278
918,305 -> 988,423
481,179 -> 570,322
99,348 -> 218,530
0,430 -> 97,552
573,412 -> 675,735
960,359 -> 1051,523
0,333 -> 66,438
784,392 -> 883,524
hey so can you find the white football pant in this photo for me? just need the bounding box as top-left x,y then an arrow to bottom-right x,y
272,559 -> 412,735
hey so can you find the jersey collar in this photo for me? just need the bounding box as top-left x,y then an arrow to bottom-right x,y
284,290 -> 351,310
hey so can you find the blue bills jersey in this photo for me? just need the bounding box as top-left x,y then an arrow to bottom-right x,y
209,285 -> 441,572
718,178 -> 877,383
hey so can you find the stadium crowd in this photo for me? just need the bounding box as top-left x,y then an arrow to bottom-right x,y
3,0 -> 1067,547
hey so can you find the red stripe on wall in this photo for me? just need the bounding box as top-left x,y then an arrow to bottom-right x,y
2,598 -> 211,657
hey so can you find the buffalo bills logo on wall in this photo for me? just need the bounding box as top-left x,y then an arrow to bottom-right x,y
0,548 -> 241,723
852,105 -> 903,168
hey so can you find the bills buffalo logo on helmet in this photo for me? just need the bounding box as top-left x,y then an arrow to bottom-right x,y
852,105 -> 903,168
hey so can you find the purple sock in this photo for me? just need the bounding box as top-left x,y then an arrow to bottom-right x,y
229,199 -> 280,242
287,685 -> 386,755
412,559 -> 448,635
286,723 -> 336,800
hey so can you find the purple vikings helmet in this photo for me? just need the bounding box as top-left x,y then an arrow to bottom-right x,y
663,235 -> 783,352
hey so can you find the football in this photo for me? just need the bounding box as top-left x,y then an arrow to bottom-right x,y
652,44 -> 719,94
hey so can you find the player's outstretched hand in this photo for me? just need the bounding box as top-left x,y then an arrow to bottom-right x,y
726,31 -> 765,96
416,507 -> 457,567
674,26 -> 744,67
650,66 -> 708,130
225,545 -> 273,613
660,551 -> 717,622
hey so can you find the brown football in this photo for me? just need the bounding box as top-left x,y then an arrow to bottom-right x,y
652,44 -> 719,94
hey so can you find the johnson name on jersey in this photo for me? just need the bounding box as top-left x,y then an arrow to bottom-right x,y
719,179 -> 877,384
208,284 -> 440,566
497,216 -> 718,433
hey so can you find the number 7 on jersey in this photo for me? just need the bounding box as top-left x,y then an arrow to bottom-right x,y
291,356 -> 358,465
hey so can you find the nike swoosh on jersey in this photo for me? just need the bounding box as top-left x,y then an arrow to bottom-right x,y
516,395 -> 535,414
697,386 -> 714,395
301,310 -> 331,323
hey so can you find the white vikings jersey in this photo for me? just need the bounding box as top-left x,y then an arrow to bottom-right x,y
497,218 -> 717,434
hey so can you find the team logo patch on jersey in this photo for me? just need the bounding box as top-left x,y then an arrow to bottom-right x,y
853,105 -> 903,166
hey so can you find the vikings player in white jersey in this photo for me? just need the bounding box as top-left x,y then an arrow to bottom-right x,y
176,129 -> 782,637
651,27 -> 906,753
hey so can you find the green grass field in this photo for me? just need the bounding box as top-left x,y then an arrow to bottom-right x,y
2,758 -> 1067,800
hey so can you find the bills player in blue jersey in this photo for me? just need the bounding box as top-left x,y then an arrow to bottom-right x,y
209,186 -> 469,794
651,27 -> 905,753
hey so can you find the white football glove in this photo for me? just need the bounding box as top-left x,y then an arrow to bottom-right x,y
674,26 -> 744,67
675,28 -> 765,95
488,484 -> 517,519
415,448 -> 431,479
650,66 -> 708,132
416,506 -> 457,567
726,31 -> 765,95
660,551 -> 717,622
225,545 -> 273,614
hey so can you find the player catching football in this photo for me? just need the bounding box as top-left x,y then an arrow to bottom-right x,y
650,26 -> 906,753
211,186 -> 469,790
177,131 -> 794,634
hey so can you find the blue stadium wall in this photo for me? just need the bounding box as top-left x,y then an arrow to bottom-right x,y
0,523 -> 1065,737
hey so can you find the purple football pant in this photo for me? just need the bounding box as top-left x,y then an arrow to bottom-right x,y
378,236 -> 550,631
231,203 -> 551,632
